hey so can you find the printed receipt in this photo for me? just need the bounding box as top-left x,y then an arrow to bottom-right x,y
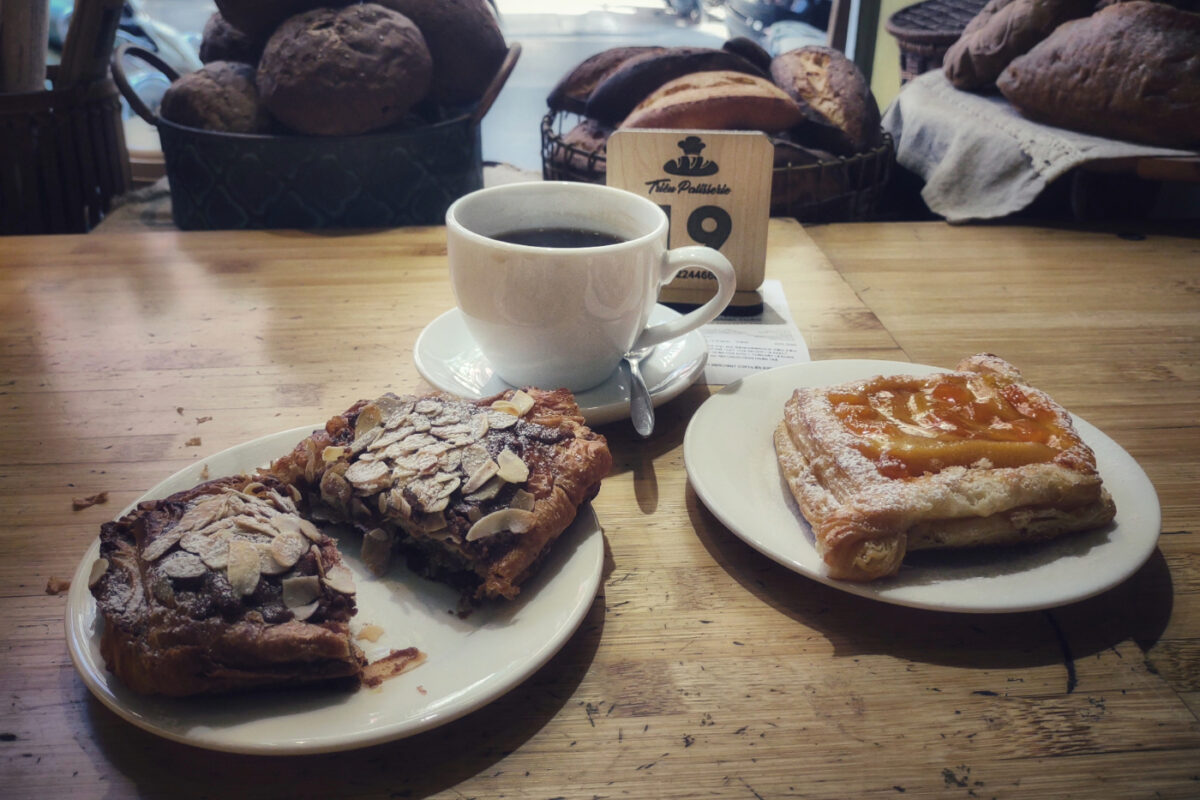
701,280 -> 810,385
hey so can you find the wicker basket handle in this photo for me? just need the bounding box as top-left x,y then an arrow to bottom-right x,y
470,43 -> 521,125
110,42 -> 179,126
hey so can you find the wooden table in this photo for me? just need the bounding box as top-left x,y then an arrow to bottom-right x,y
2,218 -> 1197,798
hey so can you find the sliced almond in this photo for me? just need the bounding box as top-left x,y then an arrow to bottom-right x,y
462,457 -> 499,494
470,412 -> 490,440
227,539 -> 261,596
290,600 -> 320,621
460,443 -> 490,475
465,508 -> 537,541
270,530 -> 308,569
322,445 -> 346,463
355,403 -> 384,437
257,543 -> 289,575
361,528 -> 394,576
323,563 -> 356,595
487,410 -> 519,430
173,496 -> 228,535
510,489 -> 536,511
319,469 -> 353,507
344,459 -> 391,494
88,558 -> 109,588
490,400 -> 521,417
282,575 -> 321,608
496,448 -> 530,483
464,475 -> 504,503
234,515 -> 278,539
508,389 -> 535,416
349,425 -> 383,455
415,398 -> 443,416
141,529 -> 182,562
159,551 -> 208,580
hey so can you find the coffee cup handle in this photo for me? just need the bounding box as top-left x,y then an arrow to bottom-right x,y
631,246 -> 737,352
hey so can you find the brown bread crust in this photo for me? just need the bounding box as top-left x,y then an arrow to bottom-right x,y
996,1 -> 1200,148
942,0 -> 1093,90
769,46 -> 881,155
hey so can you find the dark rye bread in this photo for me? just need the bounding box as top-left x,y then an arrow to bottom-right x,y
90,475 -> 364,696
160,60 -> 270,134
997,1 -> 1200,148
769,46 -> 882,155
199,12 -> 265,65
213,0 -> 322,39
373,0 -> 507,106
256,4 -> 432,136
547,46 -> 665,114
942,0 -> 1093,90
586,46 -> 768,124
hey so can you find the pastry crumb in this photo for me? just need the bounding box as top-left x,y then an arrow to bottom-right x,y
185,437 -> 202,447
356,623 -> 385,643
45,577 -> 71,595
72,492 -> 108,510
362,648 -> 425,688
195,416 -> 213,424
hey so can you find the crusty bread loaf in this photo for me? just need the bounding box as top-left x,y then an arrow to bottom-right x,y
160,61 -> 270,134
199,12 -> 265,65
372,0 -> 507,106
256,4 -> 432,136
942,0 -> 1093,90
547,46 -> 665,114
587,47 -> 768,124
769,46 -> 881,155
213,0 -> 322,39
997,1 -> 1200,148
620,70 -> 803,133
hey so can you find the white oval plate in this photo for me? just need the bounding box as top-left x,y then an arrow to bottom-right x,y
413,305 -> 708,426
66,427 -> 604,754
683,360 -> 1162,613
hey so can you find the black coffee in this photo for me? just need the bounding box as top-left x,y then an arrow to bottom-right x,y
492,226 -> 625,248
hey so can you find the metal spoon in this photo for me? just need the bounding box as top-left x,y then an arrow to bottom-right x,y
625,346 -> 655,437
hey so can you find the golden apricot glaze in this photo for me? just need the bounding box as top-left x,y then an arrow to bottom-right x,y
829,373 -> 1076,479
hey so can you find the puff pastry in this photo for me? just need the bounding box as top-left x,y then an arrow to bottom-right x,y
90,475 -> 365,696
774,354 -> 1116,581
268,388 -> 611,601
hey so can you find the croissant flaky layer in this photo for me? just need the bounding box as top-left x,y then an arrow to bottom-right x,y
774,354 -> 1116,581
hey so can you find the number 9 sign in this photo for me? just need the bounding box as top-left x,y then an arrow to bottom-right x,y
606,129 -> 773,293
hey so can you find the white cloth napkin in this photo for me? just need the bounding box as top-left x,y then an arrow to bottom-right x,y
882,70 -> 1198,222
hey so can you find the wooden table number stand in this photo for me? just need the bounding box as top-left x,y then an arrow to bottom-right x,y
607,129 -> 774,309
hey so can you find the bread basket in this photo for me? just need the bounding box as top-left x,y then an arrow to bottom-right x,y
112,43 -> 519,231
542,111 -> 894,224
884,0 -> 987,84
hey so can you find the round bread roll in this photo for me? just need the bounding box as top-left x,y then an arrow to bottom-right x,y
770,46 -> 881,155
256,4 -> 433,136
213,0 -> 323,39
199,12 -> 265,65
620,70 -> 803,133
160,60 -> 270,134
373,0 -> 507,106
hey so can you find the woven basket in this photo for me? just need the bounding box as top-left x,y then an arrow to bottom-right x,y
0,68 -> 130,235
541,112 -> 895,224
885,0 -> 988,84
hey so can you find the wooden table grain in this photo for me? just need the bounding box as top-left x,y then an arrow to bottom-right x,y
2,218 -> 1197,798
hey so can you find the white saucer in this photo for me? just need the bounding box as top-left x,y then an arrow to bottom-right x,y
413,305 -> 709,426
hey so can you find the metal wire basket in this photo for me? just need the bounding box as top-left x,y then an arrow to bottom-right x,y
541,111 -> 894,224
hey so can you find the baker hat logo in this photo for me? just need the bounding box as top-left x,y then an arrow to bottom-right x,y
663,135 -> 719,177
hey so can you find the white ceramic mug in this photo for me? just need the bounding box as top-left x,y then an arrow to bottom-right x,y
445,182 -> 736,392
